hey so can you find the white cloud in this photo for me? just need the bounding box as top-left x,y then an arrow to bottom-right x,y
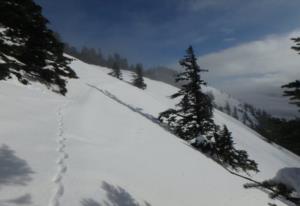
198,30 -> 300,117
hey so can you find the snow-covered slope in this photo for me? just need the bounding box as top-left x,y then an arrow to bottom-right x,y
144,68 -> 259,128
203,86 -> 258,127
0,57 -> 299,206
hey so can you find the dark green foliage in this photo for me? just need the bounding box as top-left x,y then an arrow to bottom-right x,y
64,44 -> 107,66
202,125 -> 258,172
225,102 -> 300,156
109,62 -> 122,79
158,46 -> 214,140
224,102 -> 231,115
242,112 -> 248,124
146,63 -> 299,157
106,55 -> 115,68
0,0 -> 77,95
291,37 -> 300,54
80,47 -> 106,66
64,44 -> 130,71
144,66 -> 179,87
158,46 -> 258,173
257,37 -> 300,156
233,107 -> 239,119
216,101 -> 300,156
230,149 -> 258,173
132,64 -> 147,89
119,57 -> 129,71
282,80 -> 300,111
217,106 -> 224,112
213,126 -> 234,156
255,115 -> 300,156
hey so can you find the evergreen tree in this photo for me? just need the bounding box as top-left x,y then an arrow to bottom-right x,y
213,125 -> 235,163
158,46 -> 214,140
0,0 -> 77,95
157,46 -> 258,172
129,64 -> 136,71
206,91 -> 216,107
97,48 -> 106,66
282,80 -> 300,111
109,62 -> 122,79
106,55 -> 115,68
132,64 -> 147,89
242,112 -> 248,124
113,53 -> 121,65
233,106 -> 239,119
64,43 -> 80,59
225,102 -> 231,115
119,57 -> 129,70
217,106 -> 224,112
213,125 -> 258,172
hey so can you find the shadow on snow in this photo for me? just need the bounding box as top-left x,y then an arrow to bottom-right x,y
0,144 -> 34,205
81,181 -> 151,206
0,144 -> 34,187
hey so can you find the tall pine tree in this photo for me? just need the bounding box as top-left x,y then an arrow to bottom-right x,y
109,62 -> 122,79
132,64 -> 147,89
158,46 -> 214,140
0,0 -> 77,95
158,46 -> 258,173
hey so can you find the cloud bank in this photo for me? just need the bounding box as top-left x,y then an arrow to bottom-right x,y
199,30 -> 300,117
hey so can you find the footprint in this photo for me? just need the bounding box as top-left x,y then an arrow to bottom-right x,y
56,158 -> 63,164
53,174 -> 62,183
57,145 -> 65,152
60,165 -> 67,173
49,105 -> 69,206
63,153 -> 69,159
56,184 -> 64,197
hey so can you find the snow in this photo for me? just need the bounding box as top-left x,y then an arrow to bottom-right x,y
0,56 -> 299,206
2,54 -> 26,66
0,27 -> 24,47
271,168 -> 300,197
202,86 -> 258,126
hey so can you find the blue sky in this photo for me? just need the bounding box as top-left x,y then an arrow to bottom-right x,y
35,0 -> 300,67
35,0 -> 300,117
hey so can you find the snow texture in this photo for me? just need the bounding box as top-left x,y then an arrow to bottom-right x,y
0,55 -> 299,206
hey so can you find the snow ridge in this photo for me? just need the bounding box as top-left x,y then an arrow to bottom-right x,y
87,84 -> 161,125
49,105 -> 69,206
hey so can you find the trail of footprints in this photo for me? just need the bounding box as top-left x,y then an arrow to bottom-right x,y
49,107 -> 69,206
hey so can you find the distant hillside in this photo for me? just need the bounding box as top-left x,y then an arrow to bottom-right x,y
143,67 -> 300,156
144,67 -> 178,87
144,67 -> 259,127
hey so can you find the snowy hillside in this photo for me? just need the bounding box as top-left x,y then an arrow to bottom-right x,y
144,68 -> 260,128
0,56 -> 299,206
203,86 -> 258,125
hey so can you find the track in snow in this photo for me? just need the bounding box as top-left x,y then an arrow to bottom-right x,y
87,84 -> 160,125
49,106 -> 69,206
